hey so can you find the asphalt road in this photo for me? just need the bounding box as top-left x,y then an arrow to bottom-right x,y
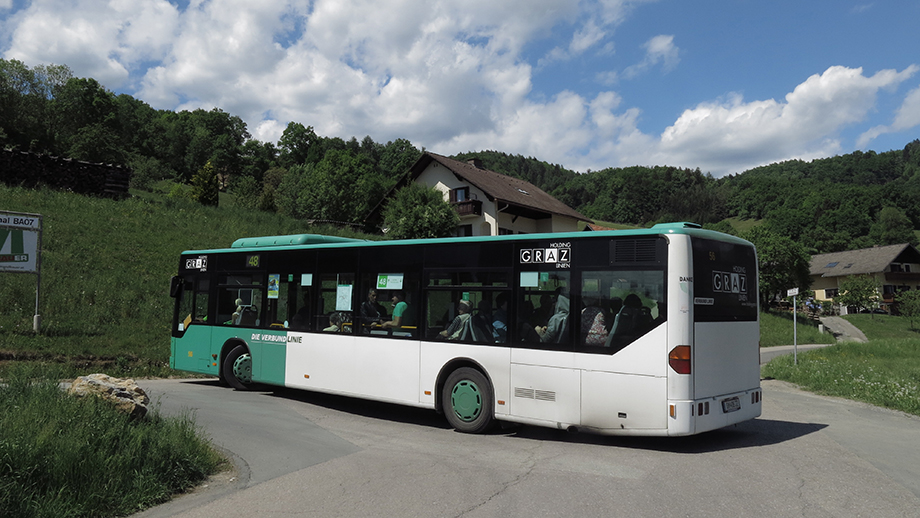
134,368 -> 920,518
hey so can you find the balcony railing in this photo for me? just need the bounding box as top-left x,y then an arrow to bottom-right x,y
453,199 -> 482,217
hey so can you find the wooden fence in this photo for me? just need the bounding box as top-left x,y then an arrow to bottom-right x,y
0,149 -> 131,199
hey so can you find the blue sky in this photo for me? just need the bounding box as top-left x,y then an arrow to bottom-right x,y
1,0 -> 918,176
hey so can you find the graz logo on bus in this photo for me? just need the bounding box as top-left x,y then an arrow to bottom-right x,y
185,255 -> 207,271
520,243 -> 571,268
712,270 -> 747,294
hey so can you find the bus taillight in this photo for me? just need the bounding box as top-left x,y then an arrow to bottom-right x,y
669,346 -> 691,374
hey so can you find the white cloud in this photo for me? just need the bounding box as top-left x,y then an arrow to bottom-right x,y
570,19 -> 606,54
625,66 -> 919,175
857,79 -> 920,148
3,0 -> 179,88
623,34 -> 679,79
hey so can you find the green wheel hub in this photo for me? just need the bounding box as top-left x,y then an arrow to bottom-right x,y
450,379 -> 483,422
232,353 -> 252,384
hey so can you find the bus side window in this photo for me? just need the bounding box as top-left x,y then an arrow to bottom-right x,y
576,270 -> 665,352
517,272 -> 570,346
378,274 -> 420,338
318,273 -> 355,332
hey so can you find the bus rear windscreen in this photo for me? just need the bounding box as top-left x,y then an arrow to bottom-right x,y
692,238 -> 758,322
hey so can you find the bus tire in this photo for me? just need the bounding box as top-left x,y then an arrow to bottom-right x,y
442,367 -> 494,433
223,344 -> 253,391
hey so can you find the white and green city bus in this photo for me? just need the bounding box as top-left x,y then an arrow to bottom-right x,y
169,223 -> 761,436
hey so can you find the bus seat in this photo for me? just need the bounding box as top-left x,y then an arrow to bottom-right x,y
469,312 -> 495,343
239,307 -> 258,327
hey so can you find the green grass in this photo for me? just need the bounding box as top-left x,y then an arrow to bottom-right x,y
724,217 -> 762,234
762,338 -> 920,416
0,365 -> 224,518
841,313 -> 920,340
583,219 -> 643,230
763,314 -> 920,416
0,183 -> 377,377
759,310 -> 836,347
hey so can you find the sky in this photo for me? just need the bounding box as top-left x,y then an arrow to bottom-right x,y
1,0 -> 918,177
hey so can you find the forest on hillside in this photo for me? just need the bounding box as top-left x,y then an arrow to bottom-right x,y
2,59 -> 919,254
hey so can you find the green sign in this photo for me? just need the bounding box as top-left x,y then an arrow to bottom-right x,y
0,211 -> 41,274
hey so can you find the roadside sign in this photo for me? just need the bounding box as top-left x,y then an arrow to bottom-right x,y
0,212 -> 41,273
0,211 -> 43,332
787,287 -> 799,297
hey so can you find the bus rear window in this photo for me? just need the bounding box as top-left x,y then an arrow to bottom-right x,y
692,237 -> 758,322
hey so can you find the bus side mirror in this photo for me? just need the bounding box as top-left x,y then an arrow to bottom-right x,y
170,276 -> 183,298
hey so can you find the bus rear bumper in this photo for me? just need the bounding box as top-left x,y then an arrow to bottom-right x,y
668,387 -> 762,436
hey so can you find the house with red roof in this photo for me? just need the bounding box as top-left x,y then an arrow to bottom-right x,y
368,152 -> 592,236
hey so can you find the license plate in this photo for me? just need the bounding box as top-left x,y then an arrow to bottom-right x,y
721,396 -> 741,413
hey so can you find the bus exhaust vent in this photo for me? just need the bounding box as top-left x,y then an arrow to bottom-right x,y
610,237 -> 665,266
514,387 -> 556,402
611,239 -> 657,263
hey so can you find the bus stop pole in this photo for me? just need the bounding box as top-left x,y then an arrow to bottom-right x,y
33,270 -> 41,333
33,216 -> 42,333
793,294 -> 797,365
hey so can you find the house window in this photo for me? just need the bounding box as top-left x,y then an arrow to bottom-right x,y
890,263 -> 903,272
450,187 -> 470,203
455,224 -> 473,237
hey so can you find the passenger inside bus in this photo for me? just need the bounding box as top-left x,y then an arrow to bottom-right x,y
289,291 -> 312,331
381,291 -> 414,330
580,295 -> 609,346
324,312 -> 345,332
359,289 -> 387,330
231,298 -> 243,325
439,300 -> 472,340
536,291 -> 570,344
491,293 -> 509,342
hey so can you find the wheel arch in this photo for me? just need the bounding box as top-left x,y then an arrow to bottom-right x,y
434,357 -> 493,415
219,338 -> 249,383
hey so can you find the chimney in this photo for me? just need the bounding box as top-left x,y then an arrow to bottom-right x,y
467,158 -> 483,169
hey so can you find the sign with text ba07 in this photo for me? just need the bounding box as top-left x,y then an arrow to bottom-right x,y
0,211 -> 42,274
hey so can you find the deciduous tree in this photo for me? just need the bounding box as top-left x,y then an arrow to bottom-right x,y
383,183 -> 459,239
191,161 -> 219,206
741,226 -> 811,308
896,289 -> 920,329
836,274 -> 881,316
869,206 -> 918,246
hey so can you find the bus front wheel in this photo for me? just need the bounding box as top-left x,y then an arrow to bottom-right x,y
442,367 -> 494,433
223,344 -> 252,391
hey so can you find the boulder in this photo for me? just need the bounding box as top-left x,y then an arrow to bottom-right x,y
68,373 -> 150,419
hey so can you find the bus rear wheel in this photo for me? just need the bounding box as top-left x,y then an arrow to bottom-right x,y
223,344 -> 252,391
442,367 -> 494,433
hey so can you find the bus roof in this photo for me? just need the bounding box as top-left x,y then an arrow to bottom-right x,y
181,222 -> 752,256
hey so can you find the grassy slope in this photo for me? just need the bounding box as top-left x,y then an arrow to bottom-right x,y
759,310 -> 835,347
0,184 -> 376,376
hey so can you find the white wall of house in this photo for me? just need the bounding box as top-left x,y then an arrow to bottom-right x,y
415,162 -> 582,236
